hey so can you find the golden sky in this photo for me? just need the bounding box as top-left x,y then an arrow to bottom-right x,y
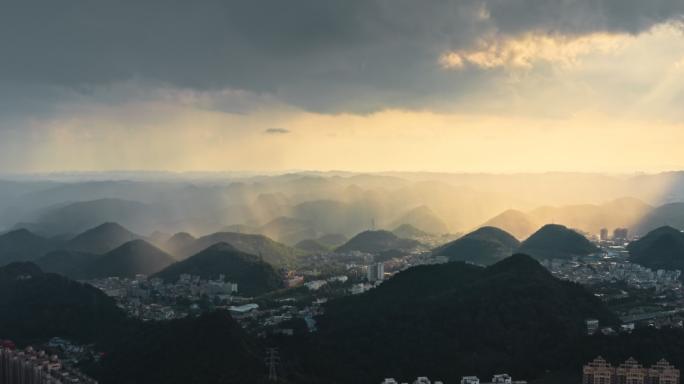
0,5 -> 683,173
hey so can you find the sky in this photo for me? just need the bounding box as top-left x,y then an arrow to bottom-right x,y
1,1 -> 684,173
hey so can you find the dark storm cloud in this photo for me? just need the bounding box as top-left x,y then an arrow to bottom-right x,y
0,0 -> 682,114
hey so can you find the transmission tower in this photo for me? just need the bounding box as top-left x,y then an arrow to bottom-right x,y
372,218 -> 375,231
266,348 -> 280,381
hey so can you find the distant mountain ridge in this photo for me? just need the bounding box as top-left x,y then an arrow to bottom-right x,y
164,231 -> 304,267
472,209 -> 540,239
36,240 -> 176,279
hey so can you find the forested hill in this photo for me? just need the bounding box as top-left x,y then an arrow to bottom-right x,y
334,230 -> 423,253
0,262 -> 126,346
0,229 -> 62,265
153,242 -> 283,296
626,226 -> 684,256
309,254 -> 619,384
84,310 -> 268,384
432,226 -> 519,265
517,224 -> 600,260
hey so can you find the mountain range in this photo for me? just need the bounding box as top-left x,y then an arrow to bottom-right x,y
36,240 -> 177,280
163,231 -> 305,267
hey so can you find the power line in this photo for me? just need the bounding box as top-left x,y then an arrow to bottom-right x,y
266,348 -> 279,381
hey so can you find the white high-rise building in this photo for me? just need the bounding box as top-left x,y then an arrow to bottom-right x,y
367,263 -> 384,281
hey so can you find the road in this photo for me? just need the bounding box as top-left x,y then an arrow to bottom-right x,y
620,310 -> 684,322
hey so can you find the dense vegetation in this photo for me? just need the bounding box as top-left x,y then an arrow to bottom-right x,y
334,230 -> 423,253
0,262 -> 126,346
629,231 -> 684,272
84,310 -> 268,384
36,240 -> 176,279
432,226 -> 520,265
473,209 -> 540,239
517,224 -> 600,260
35,249 -> 98,276
168,231 -> 305,267
153,242 -> 283,296
63,222 -> 144,254
275,254 -> 621,384
73,240 -> 176,279
0,229 -> 61,265
626,226 -> 684,256
392,223 -> 430,238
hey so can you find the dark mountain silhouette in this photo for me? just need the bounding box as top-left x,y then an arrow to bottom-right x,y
0,261 -> 43,279
473,209 -> 540,239
627,226 -> 684,256
335,230 -> 423,254
630,233 -> 684,272
392,223 -> 430,238
70,240 -> 177,279
0,262 -> 126,346
0,229 -> 62,265
517,224 -> 600,260
35,249 -> 98,276
63,222 -> 144,254
432,226 -> 520,265
627,225 -> 684,256
172,232 -> 304,267
317,233 -> 349,246
295,239 -> 331,252
311,254 -> 620,383
153,242 -> 282,296
84,310 -> 267,383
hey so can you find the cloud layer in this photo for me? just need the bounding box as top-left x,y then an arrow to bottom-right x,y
0,1 -> 682,114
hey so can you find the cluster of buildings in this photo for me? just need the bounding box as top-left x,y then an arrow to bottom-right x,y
227,300 -> 325,336
0,344 -> 98,384
380,374 -> 526,384
37,338 -> 94,367
600,228 -> 629,242
85,273 -> 241,321
541,256 -> 682,289
461,375 -> 527,384
583,357 -> 679,384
